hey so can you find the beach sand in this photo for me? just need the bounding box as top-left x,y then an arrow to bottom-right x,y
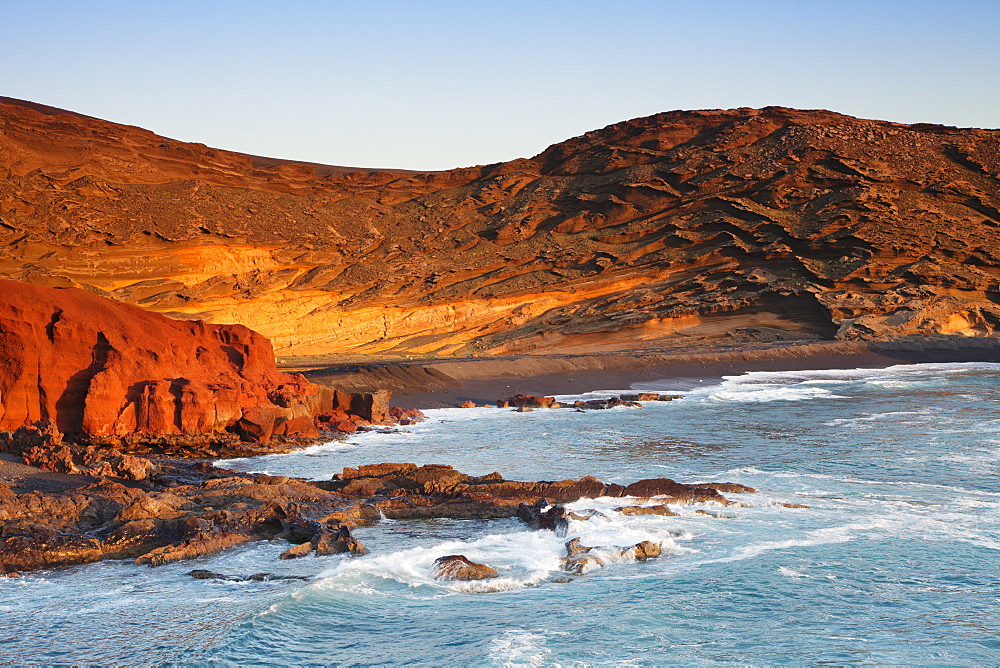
294,339 -> 1000,409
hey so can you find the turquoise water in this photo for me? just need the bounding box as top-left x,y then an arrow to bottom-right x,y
3,362 -> 999,665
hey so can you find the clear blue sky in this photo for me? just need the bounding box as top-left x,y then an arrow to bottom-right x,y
2,0 -> 998,170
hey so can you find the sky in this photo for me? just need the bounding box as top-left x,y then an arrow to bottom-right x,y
2,0 -> 998,171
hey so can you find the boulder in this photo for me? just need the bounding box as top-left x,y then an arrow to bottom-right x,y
350,390 -> 391,423
628,540 -> 662,561
314,525 -> 369,556
430,555 -> 498,581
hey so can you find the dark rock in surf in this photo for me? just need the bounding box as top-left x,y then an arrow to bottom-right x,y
517,499 -> 569,535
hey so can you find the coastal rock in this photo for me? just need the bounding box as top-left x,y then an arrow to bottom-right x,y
0,458 -> 756,574
517,499 -> 569,534
0,280 -> 399,447
17,438 -> 157,481
696,482 -> 758,494
279,523 -> 368,558
561,540 -> 663,575
616,504 -> 678,516
430,555 -> 499,581
628,540 -> 662,561
497,395 -> 558,409
0,460 -> 373,573
317,464 -> 748,528
564,537 -> 593,557
314,525 -> 369,556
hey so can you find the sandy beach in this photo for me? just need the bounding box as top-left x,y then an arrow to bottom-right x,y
292,338 -> 1000,409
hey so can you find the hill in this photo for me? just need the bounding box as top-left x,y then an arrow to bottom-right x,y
2,97 -> 999,358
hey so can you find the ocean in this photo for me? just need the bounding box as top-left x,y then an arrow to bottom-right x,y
2,362 -> 999,665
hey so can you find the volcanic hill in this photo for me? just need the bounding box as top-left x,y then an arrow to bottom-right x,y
2,96 -> 999,359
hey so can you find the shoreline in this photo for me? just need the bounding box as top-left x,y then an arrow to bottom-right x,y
296,338 -> 1000,409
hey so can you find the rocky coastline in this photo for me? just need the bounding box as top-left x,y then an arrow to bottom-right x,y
0,452 -> 755,577
2,278 -> 998,580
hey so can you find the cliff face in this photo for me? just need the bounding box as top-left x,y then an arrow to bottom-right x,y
2,97 -> 999,357
0,279 -> 331,441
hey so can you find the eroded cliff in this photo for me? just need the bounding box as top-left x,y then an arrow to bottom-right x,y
2,97 -> 999,357
0,279 -> 347,442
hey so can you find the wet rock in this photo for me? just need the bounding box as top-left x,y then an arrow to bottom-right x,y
628,540 -> 662,561
322,464 -> 745,520
0,460 -> 750,574
278,542 -> 314,560
517,499 -> 569,535
564,537 -> 593,557
616,504 -> 677,517
696,482 -> 758,494
458,401 -> 476,408
561,540 -> 663,575
497,395 -> 557,409
430,555 -> 498,581
314,525 -> 369,556
622,479 -> 732,504
280,524 -> 368,559
387,407 -> 427,424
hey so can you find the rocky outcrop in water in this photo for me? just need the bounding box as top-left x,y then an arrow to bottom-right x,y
3,98 -> 999,357
430,555 -> 498,581
319,463 -> 744,520
0,460 -> 752,574
0,462 -> 375,573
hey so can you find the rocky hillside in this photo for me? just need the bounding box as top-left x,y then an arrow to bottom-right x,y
2,97 -> 999,358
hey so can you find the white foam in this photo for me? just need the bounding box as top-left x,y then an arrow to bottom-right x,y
636,362 -> 1000,405
704,385 -> 841,403
488,630 -> 552,667
311,496 -> 692,595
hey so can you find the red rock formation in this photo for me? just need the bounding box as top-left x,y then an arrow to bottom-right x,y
3,98 -> 1000,357
0,279 -> 337,442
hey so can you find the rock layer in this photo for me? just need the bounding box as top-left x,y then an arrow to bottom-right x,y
2,98 -> 999,357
